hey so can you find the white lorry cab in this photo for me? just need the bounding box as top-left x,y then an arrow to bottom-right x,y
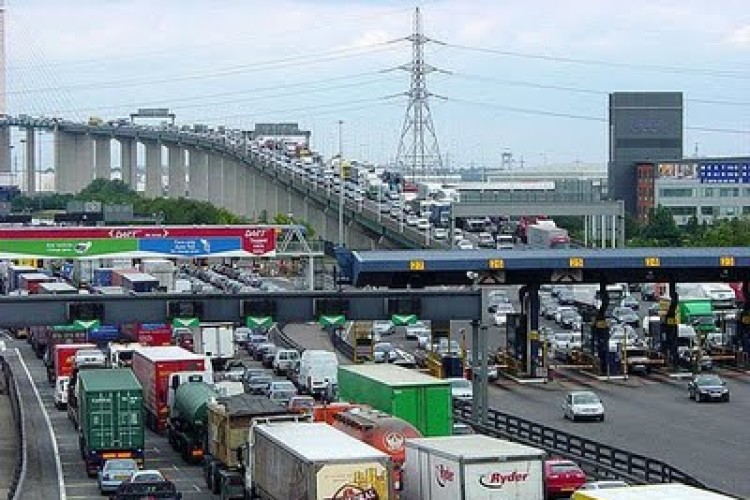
298,350 -> 338,398
54,376 -> 69,410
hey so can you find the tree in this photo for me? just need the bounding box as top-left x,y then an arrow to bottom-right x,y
639,206 -> 682,246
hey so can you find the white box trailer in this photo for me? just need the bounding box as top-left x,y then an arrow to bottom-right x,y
403,435 -> 545,500
249,422 -> 393,500
571,483 -> 737,500
194,322 -> 235,370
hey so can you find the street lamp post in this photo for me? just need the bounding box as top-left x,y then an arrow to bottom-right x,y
337,120 -> 344,247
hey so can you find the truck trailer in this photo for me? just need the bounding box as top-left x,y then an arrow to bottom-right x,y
77,369 -> 145,476
193,322 -> 236,370
526,223 -> 570,249
131,346 -> 213,432
48,342 -> 95,385
167,381 -> 216,463
402,435 -> 546,500
248,422 -> 393,500
338,364 -> 453,437
571,484 -> 736,500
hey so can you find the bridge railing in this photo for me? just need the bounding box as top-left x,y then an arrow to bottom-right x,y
452,400 -> 715,491
0,353 -> 24,500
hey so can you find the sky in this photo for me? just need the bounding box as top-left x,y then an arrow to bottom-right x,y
5,0 -> 750,170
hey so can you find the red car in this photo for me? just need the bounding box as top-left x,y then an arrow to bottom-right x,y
544,459 -> 587,498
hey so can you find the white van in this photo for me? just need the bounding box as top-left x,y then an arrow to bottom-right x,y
54,376 -> 69,410
273,349 -> 300,375
297,350 -> 338,398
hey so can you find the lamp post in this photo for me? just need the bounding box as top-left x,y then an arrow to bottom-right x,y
337,120 -> 344,247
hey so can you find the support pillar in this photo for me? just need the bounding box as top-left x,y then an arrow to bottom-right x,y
24,128 -> 36,194
94,137 -> 111,180
118,138 -> 137,187
222,160 -> 235,212
248,172 -> 257,220
75,135 -> 94,191
256,175 -> 267,221
167,145 -> 186,198
144,140 -> 162,197
470,320 -> 480,421
207,154 -> 224,208
0,126 -> 10,173
188,148 -> 209,201
54,130 -> 76,194
526,283 -> 541,378
235,163 -> 245,216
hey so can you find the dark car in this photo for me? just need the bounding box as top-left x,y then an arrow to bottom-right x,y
262,347 -> 278,368
688,373 -> 729,402
245,374 -> 272,395
246,334 -> 269,356
253,342 -> 276,362
610,306 -> 640,328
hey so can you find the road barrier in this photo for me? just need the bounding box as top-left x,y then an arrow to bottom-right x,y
270,324 -> 305,353
452,400 -> 723,492
0,354 -> 24,500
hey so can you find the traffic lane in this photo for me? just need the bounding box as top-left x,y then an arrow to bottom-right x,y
17,341 -> 214,499
485,372 -> 750,498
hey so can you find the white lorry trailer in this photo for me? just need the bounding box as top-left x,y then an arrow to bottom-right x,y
247,422 -> 393,500
402,434 -> 545,500
194,322 -> 236,370
526,223 -> 570,249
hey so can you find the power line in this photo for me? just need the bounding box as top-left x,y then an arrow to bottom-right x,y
437,41 -> 750,80
6,40 -> 404,96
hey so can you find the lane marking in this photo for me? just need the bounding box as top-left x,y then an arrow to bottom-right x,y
15,347 -> 67,500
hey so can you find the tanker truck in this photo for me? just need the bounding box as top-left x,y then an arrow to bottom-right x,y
167,381 -> 217,464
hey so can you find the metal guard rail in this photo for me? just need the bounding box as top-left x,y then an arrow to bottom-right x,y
270,323 -> 305,353
329,328 -> 354,360
452,400 -> 721,492
0,354 -> 24,500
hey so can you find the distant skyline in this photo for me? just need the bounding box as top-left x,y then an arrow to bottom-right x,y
5,0 -> 750,169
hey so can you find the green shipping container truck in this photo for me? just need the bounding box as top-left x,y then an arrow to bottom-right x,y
338,364 -> 452,437
77,368 -> 145,476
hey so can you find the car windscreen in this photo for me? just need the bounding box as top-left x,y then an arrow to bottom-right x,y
572,394 -> 600,404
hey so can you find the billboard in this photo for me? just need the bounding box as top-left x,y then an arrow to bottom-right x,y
0,225 -> 277,259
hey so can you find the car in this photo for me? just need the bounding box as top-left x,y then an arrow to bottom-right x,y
129,469 -> 166,483
447,377 -> 473,401
477,232 -> 495,248
246,334 -> 269,355
452,422 -> 475,435
262,346 -> 278,368
557,289 -> 575,305
554,305 -> 577,324
486,291 -> 511,313
688,373 -> 730,402
272,349 -> 300,375
457,239 -> 474,250
619,295 -> 640,311
433,227 -> 448,240
563,390 -> 605,421
372,320 -> 394,337
221,363 -> 246,382
406,214 -> 419,227
404,321 -> 429,340
373,342 -> 398,363
98,458 -> 138,494
288,395 -> 315,414
559,309 -> 582,330
416,218 -> 431,231
577,480 -> 630,490
245,374 -> 273,395
544,459 -> 587,498
610,306 -> 640,328
267,380 -> 298,404
254,342 -> 276,361
416,331 -> 431,350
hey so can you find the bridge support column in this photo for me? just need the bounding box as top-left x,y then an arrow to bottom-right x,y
222,159 -> 235,213
188,148 -> 209,201
237,165 -> 248,217
143,140 -> 162,198
592,282 -> 612,375
55,130 -> 94,194
167,145 -> 186,198
74,134 -> 94,191
118,138 -> 137,187
94,137 -> 111,180
207,153 -> 224,209
24,128 -> 36,194
248,171 -> 257,220
525,284 -> 541,378
0,126 -> 10,173
255,175 -> 268,221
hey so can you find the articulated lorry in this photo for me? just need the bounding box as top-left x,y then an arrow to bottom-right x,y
338,364 -> 453,437
526,222 -> 570,249
77,369 -> 145,476
247,422 -> 393,500
203,394 -> 303,498
132,346 -> 213,432
167,381 -> 216,463
403,435 -> 546,500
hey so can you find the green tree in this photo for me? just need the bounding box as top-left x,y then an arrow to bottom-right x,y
639,206 -> 683,246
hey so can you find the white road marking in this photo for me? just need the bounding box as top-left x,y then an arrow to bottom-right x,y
15,347 -> 67,499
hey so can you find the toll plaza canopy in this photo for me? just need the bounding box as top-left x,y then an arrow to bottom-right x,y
0,225 -> 278,260
339,248 -> 750,288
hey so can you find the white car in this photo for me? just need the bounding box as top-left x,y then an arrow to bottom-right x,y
433,228 -> 448,240
457,240 -> 474,250
406,215 -> 420,227
373,342 -> 398,363
447,378 -> 473,401
372,320 -> 394,337
405,321 -> 430,340
416,218 -> 431,231
563,390 -> 605,422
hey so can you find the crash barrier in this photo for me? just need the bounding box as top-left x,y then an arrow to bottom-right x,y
329,327 -> 354,360
0,354 -> 24,500
452,400 -> 732,494
270,324 -> 305,353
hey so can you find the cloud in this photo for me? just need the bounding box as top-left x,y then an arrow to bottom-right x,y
726,25 -> 750,48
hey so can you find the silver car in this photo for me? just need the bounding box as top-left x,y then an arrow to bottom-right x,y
98,458 -> 138,494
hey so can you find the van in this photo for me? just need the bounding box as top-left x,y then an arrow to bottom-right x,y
54,376 -> 69,410
298,350 -> 339,398
272,349 -> 300,375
